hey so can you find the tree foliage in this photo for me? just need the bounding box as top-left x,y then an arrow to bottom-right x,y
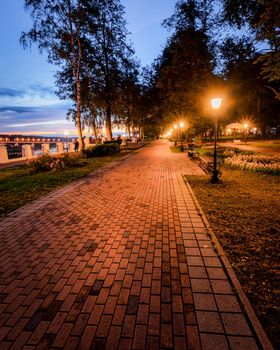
222,0 -> 280,84
21,0 -> 136,142
153,0 -> 216,135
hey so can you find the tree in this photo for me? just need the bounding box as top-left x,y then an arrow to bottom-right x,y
86,0 -> 135,140
163,0 -> 217,33
222,0 -> 280,93
21,0 -> 134,145
154,0 -> 215,133
21,0 -> 101,149
220,37 -> 280,133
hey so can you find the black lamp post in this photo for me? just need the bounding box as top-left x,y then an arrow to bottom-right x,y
174,124 -> 178,145
244,123 -> 248,143
211,98 -> 222,183
180,122 -> 184,152
64,131 -> 69,154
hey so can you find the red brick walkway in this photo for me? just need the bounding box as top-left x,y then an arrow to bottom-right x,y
0,141 -> 269,349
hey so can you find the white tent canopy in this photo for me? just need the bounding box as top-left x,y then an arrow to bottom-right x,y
226,122 -> 245,130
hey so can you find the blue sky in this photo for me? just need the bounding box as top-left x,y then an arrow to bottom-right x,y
0,0 -> 176,136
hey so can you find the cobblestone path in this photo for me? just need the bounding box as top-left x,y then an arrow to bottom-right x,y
0,141 -> 268,349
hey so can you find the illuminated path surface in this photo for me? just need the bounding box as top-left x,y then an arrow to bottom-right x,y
0,141 -> 271,349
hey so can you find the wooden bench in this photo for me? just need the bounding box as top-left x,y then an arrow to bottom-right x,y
188,150 -> 198,159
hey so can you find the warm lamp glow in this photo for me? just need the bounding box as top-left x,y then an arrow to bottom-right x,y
211,98 -> 222,109
174,125 -> 177,129
244,123 -> 248,128
179,122 -> 184,128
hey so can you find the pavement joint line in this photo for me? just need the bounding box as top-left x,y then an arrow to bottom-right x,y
183,176 -> 274,350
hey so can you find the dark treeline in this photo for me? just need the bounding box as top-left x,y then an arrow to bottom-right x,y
22,0 -> 280,146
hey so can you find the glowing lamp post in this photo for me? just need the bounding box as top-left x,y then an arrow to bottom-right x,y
244,123 -> 248,143
174,125 -> 178,145
211,98 -> 222,183
64,131 -> 69,154
180,122 -> 184,152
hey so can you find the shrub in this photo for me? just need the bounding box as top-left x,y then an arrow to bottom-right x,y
28,154 -> 53,172
82,143 -> 120,158
103,139 -> 122,145
29,154 -> 87,173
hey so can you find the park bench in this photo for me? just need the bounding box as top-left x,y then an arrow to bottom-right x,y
188,150 -> 199,159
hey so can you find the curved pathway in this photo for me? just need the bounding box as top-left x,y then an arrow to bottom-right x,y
0,141 -> 270,349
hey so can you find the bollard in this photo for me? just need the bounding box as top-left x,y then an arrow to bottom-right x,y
56,142 -> 64,154
69,143 -> 75,152
22,145 -> 33,159
0,145 -> 9,163
41,143 -> 50,154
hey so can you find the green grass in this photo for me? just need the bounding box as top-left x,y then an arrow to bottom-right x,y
249,141 -> 280,150
0,151 -> 131,219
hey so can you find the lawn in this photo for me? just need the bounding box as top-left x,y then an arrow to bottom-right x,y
187,167 -> 280,348
249,140 -> 280,151
0,150 -> 131,219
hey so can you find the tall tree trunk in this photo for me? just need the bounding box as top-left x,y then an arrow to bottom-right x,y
106,104 -> 112,140
76,79 -> 84,149
68,0 -> 84,150
92,119 -> 98,140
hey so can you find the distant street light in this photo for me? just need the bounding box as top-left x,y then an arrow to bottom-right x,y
174,125 -> 178,145
211,98 -> 222,183
179,122 -> 184,152
244,123 -> 248,143
64,131 -> 69,154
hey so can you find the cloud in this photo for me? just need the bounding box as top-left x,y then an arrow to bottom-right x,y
0,87 -> 26,98
0,83 -> 66,108
0,104 -> 74,134
0,83 -> 74,134
28,84 -> 56,96
7,120 -> 67,127
0,106 -> 38,114
0,85 -> 55,99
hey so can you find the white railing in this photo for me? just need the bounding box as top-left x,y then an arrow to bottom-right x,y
0,142 -> 73,164
0,137 -> 105,164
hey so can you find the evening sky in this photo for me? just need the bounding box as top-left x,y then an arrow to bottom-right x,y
0,0 -> 176,136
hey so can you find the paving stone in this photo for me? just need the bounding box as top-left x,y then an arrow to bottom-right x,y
186,325 -> 201,350
160,323 -> 173,349
200,333 -> 229,350
228,336 -> 258,349
210,280 -> 233,294
193,293 -> 217,311
196,311 -> 224,333
215,295 -> 241,313
221,313 -> 252,336
0,141 -> 266,349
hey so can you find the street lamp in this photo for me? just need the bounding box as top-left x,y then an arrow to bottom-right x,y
64,131 -> 69,154
179,122 -> 184,152
210,98 -> 222,183
243,123 -> 248,143
174,125 -> 178,145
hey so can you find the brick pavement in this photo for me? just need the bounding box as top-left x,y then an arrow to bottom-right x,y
0,140 -> 270,349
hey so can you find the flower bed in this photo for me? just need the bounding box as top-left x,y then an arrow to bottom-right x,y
225,154 -> 280,175
201,146 -> 244,158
